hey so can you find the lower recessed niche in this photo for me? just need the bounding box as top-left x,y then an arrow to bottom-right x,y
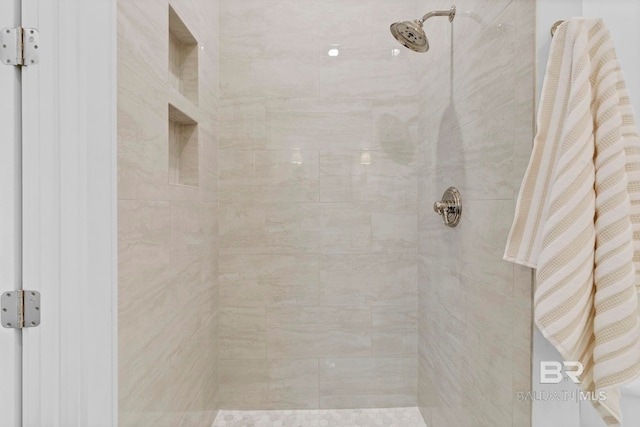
168,104 -> 199,187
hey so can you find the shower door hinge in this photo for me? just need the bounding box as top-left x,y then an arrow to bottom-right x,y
1,27 -> 39,66
1,290 -> 41,329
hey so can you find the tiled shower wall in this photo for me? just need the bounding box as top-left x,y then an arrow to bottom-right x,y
117,0 -> 219,426
217,0 -> 424,409
416,0 -> 534,426
116,0 -> 536,422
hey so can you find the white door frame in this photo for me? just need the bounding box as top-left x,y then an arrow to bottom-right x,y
21,0 -> 117,426
0,0 -> 24,425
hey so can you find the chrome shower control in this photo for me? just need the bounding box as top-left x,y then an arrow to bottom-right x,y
434,187 -> 461,227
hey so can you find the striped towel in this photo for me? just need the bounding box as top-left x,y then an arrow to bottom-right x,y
505,18 -> 640,426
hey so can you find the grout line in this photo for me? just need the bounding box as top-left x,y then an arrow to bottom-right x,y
317,358 -> 320,407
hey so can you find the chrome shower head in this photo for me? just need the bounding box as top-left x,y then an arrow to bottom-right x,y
390,20 -> 429,53
390,5 -> 456,53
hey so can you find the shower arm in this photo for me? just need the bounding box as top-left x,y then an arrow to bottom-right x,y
418,6 -> 456,24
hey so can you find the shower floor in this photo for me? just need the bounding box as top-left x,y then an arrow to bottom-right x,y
212,407 -> 427,427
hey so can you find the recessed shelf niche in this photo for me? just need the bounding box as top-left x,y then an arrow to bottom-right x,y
168,104 -> 199,187
169,6 -> 198,104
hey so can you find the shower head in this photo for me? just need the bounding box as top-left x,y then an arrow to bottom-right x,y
390,5 -> 456,53
390,20 -> 430,53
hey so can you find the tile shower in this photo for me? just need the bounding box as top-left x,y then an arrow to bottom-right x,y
118,0 -> 220,425
117,0 -> 535,426
217,0 -> 422,412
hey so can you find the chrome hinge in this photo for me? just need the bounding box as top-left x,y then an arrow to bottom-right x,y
1,27 -> 39,66
1,290 -> 41,329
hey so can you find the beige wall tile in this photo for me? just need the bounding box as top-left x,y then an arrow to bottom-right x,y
118,411 -> 164,427
457,199 -> 516,297
372,306 -> 418,357
371,97 -> 419,150
513,346 -> 533,427
220,50 -> 320,98
319,203 -> 372,253
416,1 -> 534,426
195,125 -> 219,203
219,151 -> 319,203
372,204 -> 418,253
218,0 -> 422,409
453,4 -> 516,129
212,0 -> 536,419
319,151 -> 418,204
118,200 -> 172,315
445,105 -> 517,201
352,153 -> 418,204
266,98 -> 373,152
219,203 -> 321,254
169,203 -> 205,304
117,74 -> 169,202
219,254 -> 320,307
219,359 -> 318,409
117,1 -> 167,84
317,46 -> 421,99
319,254 -> 417,306
266,307 -> 371,358
319,154 -> 354,202
318,358 -> 417,408
118,0 -> 219,424
219,98 -> 266,151
219,307 -> 266,359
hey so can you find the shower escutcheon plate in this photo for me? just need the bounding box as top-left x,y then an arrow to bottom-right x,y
433,187 -> 462,227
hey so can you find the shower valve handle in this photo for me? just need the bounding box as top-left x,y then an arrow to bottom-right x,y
433,201 -> 454,226
433,187 -> 462,228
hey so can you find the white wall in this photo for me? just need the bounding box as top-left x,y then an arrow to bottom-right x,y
534,1 -> 640,426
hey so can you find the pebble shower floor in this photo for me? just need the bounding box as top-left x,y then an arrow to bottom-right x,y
212,407 -> 427,427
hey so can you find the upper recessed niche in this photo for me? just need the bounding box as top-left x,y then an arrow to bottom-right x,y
169,6 -> 199,104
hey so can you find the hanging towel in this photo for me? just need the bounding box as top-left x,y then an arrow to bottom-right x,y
504,18 -> 640,426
